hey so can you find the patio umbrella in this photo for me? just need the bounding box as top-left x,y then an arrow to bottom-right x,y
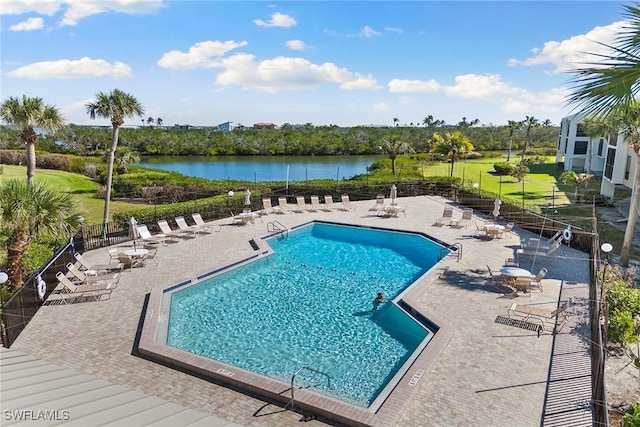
390,184 -> 397,205
244,189 -> 251,206
492,198 -> 502,220
129,217 -> 140,249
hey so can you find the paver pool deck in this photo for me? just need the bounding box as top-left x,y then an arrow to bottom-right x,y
7,195 -> 592,426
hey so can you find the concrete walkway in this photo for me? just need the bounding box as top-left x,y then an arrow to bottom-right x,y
6,195 -> 593,426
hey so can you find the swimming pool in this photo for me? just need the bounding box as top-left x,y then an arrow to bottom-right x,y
165,223 -> 445,407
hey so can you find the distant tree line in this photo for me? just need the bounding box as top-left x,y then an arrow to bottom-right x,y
0,121 -> 559,158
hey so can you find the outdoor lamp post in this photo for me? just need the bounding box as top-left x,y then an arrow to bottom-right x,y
227,190 -> 234,211
600,242 -> 613,341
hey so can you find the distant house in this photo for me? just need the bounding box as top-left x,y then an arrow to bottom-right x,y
253,122 -> 279,130
557,113 -> 636,201
217,121 -> 233,131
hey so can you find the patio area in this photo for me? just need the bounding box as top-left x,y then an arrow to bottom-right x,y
5,195 -> 593,427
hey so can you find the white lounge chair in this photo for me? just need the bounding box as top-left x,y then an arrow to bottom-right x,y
261,198 -> 281,214
191,213 -> 218,233
73,252 -> 123,274
137,224 -> 169,245
175,216 -> 199,237
323,195 -> 336,211
158,219 -> 193,239
310,195 -> 321,211
436,207 -> 453,226
507,302 -> 568,333
53,271 -> 112,303
369,194 -> 385,212
293,196 -> 308,213
277,197 -> 290,212
340,194 -> 355,211
66,262 -> 120,285
456,208 -> 473,228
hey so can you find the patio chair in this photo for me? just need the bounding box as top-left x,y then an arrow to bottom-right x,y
261,198 -> 281,214
175,216 -> 199,237
503,222 -> 515,238
504,257 -> 519,267
53,271 -> 113,302
73,252 -> 123,274
436,207 -> 453,226
340,194 -> 356,211
293,196 -> 308,213
142,247 -> 159,266
521,231 -> 562,252
158,219 -> 194,239
66,262 -> 120,286
530,267 -> 547,292
486,265 -> 506,285
137,224 -> 169,245
507,302 -> 568,333
108,248 -> 120,263
323,195 -> 336,211
369,194 -> 385,212
310,195 -> 322,211
512,277 -> 532,295
191,213 -> 219,233
456,208 -> 473,228
474,222 -> 487,237
277,197 -> 291,212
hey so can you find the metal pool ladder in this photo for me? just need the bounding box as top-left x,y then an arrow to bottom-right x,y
266,220 -> 288,237
288,366 -> 331,409
438,243 -> 462,261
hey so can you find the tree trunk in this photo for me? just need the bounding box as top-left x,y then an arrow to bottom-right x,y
391,156 -> 397,175
102,125 -> 120,229
620,157 -> 640,266
586,136 -> 593,176
26,142 -> 36,186
6,229 -> 30,290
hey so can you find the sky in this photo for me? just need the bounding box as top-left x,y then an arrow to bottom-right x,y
0,1 -> 631,128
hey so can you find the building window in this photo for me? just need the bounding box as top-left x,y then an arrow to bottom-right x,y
597,139 -> 604,156
574,141 -> 588,155
609,134 -> 617,146
625,155 -> 631,180
604,147 -> 616,179
576,123 -> 587,137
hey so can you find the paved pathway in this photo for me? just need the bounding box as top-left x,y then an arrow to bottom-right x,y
6,195 -> 592,426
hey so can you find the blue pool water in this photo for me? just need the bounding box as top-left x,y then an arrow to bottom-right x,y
167,223 -> 446,407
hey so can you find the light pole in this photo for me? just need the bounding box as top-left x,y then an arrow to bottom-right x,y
600,242 -> 613,342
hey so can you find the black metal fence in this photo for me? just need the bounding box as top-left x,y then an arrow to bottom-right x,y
1,239 -> 77,347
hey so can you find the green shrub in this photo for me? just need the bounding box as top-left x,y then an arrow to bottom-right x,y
37,154 -> 70,171
511,164 -> 530,182
493,162 -> 514,175
625,402 -> 640,427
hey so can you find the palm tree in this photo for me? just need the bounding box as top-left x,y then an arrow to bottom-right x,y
430,131 -> 474,177
380,136 -> 414,175
0,179 -> 80,290
521,115 -> 540,162
147,117 -> 154,126
393,117 -> 399,127
566,4 -> 640,266
0,95 -> 65,186
156,117 -> 163,126
506,120 -> 521,162
86,89 -> 144,228
567,4 -> 640,117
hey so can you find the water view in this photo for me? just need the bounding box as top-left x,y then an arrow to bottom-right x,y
137,155 -> 383,182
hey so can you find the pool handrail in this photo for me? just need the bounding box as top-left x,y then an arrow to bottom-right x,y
289,366 -> 332,410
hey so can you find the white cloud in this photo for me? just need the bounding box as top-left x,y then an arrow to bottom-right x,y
7,57 -> 132,79
358,25 -> 380,37
157,40 -> 248,69
384,27 -> 403,34
372,102 -> 390,112
214,53 -> 379,92
388,78 -> 441,93
397,96 -> 414,105
508,20 -> 625,73
254,12 -> 296,28
286,40 -> 308,51
1,0 -> 165,26
10,17 -> 43,30
388,73 -> 566,117
1,0 -> 60,15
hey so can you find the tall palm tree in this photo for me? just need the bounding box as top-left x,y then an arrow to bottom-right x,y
0,179 -> 80,290
86,89 -> 144,228
430,131 -> 474,177
380,136 -> 414,175
0,95 -> 65,186
506,120 -> 521,162
393,117 -> 399,127
567,4 -> 640,118
521,115 -> 540,162
566,4 -> 640,266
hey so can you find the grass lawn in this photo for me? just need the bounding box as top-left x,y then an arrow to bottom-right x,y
1,165 -> 143,225
418,156 -> 576,208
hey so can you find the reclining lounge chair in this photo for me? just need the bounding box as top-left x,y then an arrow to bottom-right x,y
507,302 -> 568,333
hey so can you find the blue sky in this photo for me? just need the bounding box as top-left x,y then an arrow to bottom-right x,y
0,1 -> 629,128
